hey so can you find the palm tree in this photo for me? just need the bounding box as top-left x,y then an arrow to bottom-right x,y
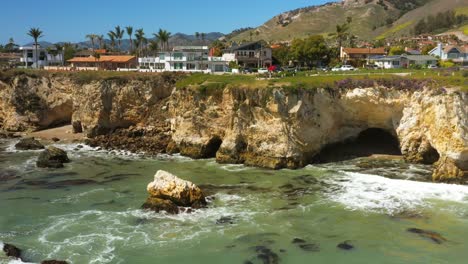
195,32 -> 200,44
86,34 -> 98,51
134,28 -> 146,56
97,35 -> 104,49
201,33 -> 206,44
148,40 -> 159,56
330,23 -> 349,49
249,31 -> 253,41
108,31 -> 116,51
27,27 -> 44,68
155,29 -> 171,51
114,26 -> 125,52
54,43 -> 64,66
126,26 -> 133,52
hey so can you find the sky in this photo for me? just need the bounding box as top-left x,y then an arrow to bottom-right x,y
0,0 -> 333,45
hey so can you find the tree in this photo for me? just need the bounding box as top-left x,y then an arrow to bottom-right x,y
148,40 -> 159,56
195,32 -> 200,44
108,31 -> 116,51
209,40 -> 226,57
389,46 -> 405,55
421,44 -> 436,55
272,44 -> 291,66
135,28 -> 146,56
249,31 -> 253,41
290,35 -> 331,67
27,27 -> 44,68
86,34 -> 98,51
201,33 -> 206,44
97,35 -> 104,49
4,38 -> 18,52
329,23 -> 349,49
114,26 -> 125,52
126,26 -> 134,52
54,43 -> 64,66
155,29 -> 171,51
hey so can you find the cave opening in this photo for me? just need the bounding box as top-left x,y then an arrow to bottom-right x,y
203,136 -> 223,158
312,128 -> 402,163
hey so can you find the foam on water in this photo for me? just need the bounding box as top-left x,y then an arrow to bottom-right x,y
36,192 -> 259,263
49,188 -> 107,204
324,171 -> 468,214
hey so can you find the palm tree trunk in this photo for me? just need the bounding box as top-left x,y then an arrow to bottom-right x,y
35,40 -> 38,68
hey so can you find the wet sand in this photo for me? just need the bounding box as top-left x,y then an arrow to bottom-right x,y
26,125 -> 85,143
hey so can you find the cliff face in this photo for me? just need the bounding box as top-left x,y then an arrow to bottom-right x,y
169,86 -> 467,183
0,73 -> 466,183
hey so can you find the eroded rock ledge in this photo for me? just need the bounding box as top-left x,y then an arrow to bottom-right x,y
0,72 -> 466,183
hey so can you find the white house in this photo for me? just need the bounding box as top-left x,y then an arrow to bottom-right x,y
138,46 -> 229,73
222,41 -> 272,68
371,55 -> 438,69
429,43 -> 468,65
19,45 -> 63,68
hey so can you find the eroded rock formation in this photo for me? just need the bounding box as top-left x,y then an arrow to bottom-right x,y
0,72 -> 466,182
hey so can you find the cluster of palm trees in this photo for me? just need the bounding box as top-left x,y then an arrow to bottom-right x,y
85,26 -> 172,56
195,32 -> 206,44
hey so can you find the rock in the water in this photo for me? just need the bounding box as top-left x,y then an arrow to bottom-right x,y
41,260 -> 69,264
51,137 -> 60,142
407,228 -> 447,244
15,137 -> 44,150
141,197 -> 179,214
3,243 -> 21,258
146,170 -> 206,207
337,241 -> 354,250
37,146 -> 70,168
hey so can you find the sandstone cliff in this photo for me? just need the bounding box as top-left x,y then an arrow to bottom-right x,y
0,72 -> 466,183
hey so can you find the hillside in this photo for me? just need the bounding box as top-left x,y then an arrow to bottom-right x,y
230,0 -> 467,42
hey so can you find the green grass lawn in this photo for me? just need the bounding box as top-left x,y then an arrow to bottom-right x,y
176,69 -> 468,91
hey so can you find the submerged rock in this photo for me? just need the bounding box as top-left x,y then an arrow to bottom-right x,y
143,170 -> 206,214
15,137 -> 44,150
141,197 -> 179,214
407,228 -> 447,244
41,260 -> 69,264
37,146 -> 70,168
2,243 -> 21,258
337,241 -> 354,250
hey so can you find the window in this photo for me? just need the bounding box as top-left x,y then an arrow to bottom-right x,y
27,51 -> 33,58
159,53 -> 165,60
155,63 -> 165,69
187,63 -> 196,70
174,63 -> 183,69
392,61 -> 400,66
174,53 -> 183,60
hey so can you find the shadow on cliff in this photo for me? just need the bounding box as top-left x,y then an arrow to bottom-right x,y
312,128 -> 403,163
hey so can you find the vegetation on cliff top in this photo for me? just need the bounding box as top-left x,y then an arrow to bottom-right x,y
0,69 -> 466,91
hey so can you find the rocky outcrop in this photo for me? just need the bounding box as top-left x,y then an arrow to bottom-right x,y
2,243 -> 21,259
36,146 -> 70,168
1,71 -> 467,183
142,170 -> 206,213
15,137 -> 45,150
169,86 -> 467,182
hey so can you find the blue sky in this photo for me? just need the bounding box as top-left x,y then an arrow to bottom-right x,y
1,0 -> 333,45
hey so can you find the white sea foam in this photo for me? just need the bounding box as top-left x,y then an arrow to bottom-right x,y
49,188 -> 107,204
324,171 -> 468,214
7,260 -> 36,264
155,153 -> 193,162
219,164 -> 251,172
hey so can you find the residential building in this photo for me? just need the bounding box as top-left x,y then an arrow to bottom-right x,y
222,41 -> 272,68
19,45 -> 63,68
340,47 -> 387,63
429,43 -> 468,65
67,55 -> 137,70
0,52 -> 21,68
138,46 -> 229,73
371,55 -> 438,69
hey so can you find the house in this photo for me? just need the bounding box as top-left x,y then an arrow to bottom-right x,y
67,55 -> 137,70
0,52 -> 21,68
371,55 -> 438,69
222,41 -> 272,68
19,45 -> 63,68
340,47 -> 386,63
429,43 -> 468,65
138,46 -> 229,73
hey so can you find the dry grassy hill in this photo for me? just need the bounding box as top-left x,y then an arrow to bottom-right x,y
229,0 -> 467,42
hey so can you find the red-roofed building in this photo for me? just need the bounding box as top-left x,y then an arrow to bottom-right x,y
67,55 -> 137,70
340,47 -> 387,63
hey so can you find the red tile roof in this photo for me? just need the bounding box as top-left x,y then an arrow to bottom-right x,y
342,47 -> 386,55
68,55 -> 136,63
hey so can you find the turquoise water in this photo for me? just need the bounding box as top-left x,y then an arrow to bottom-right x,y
1,138 -> 468,264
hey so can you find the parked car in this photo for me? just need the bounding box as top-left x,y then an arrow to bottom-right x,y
365,64 -> 379,70
258,68 -> 268,74
316,66 -> 330,71
427,65 -> 438,69
242,68 -> 253,73
332,65 -> 356,72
